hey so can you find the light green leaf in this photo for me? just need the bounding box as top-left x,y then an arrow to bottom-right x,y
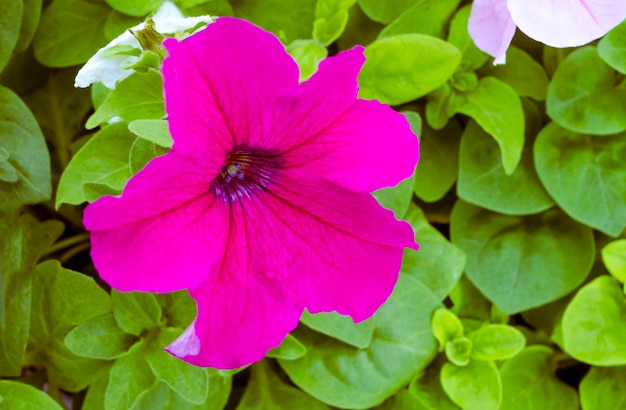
105,341 -> 156,410
286,39 -> 328,82
441,360 -> 501,410
450,201 -> 595,314
446,6 -> 487,71
313,0 -> 355,46
0,380 -> 63,410
300,310 -> 374,349
112,290 -> 162,336
0,85 -> 51,212
65,313 -> 136,360
129,137 -> 168,174
358,0 -> 423,24
580,366 -> 626,410
467,324 -> 525,361
0,0 -> 22,72
267,334 -> 307,360
373,170 -> 415,218
449,275 -> 491,322
15,0 -> 43,52
598,19 -> 626,74
408,355 -> 459,410
378,5 -> 442,39
602,239 -> 626,282
33,0 -> 110,67
500,345 -> 578,410
482,47 -> 549,100
562,275 -> 626,366
445,337 -> 472,366
104,10 -> 142,40
86,70 -> 165,129
105,0 -> 161,17
547,46 -> 626,135
359,34 -> 461,105
128,119 -> 173,148
56,122 -> 135,208
534,122 -> 626,236
431,308 -> 463,351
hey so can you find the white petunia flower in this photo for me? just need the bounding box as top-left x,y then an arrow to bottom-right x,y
75,1 -> 212,89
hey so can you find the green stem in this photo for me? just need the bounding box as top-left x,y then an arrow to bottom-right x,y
59,242 -> 91,264
43,233 -> 90,257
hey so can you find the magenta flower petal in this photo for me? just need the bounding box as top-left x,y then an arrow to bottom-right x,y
508,0 -> 626,48
468,0 -> 517,64
84,154 -> 229,292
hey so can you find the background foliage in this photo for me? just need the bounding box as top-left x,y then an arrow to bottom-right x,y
1,0 -> 625,409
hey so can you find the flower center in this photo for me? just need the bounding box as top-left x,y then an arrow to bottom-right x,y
211,147 -> 282,203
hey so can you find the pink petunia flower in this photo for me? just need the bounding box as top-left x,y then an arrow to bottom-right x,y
83,17 -> 418,369
468,0 -> 626,64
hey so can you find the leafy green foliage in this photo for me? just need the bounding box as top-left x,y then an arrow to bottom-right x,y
580,366 -> 626,410
0,0 -> 22,73
0,380 -> 63,409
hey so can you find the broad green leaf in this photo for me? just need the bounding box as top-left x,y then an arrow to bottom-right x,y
105,0 -> 161,17
598,19 -> 626,74
33,0 -> 110,67
547,46 -> 626,135
580,366 -> 626,410
456,77 -> 524,174
359,34 -> 461,105
402,204 -> 465,300
458,120 -> 553,215
0,215 -> 62,376
104,10 -> 142,40
279,275 -> 441,409
440,360 -> 501,410
373,168 -> 415,218
481,47 -> 549,100
286,39 -> 328,82
128,119 -> 173,148
408,355 -> 459,410
446,6 -> 487,71
64,313 -> 136,360
83,373 -> 108,410
231,0 -> 316,43
414,119 -> 460,202
15,0 -> 43,52
467,324 -> 525,361
313,0 -> 355,46
376,388 -> 433,410
0,380 -> 63,409
86,70 -> 165,129
28,260 -> 111,391
154,291 -> 196,330
431,308 -> 463,351
0,147 -> 17,182
112,290 -> 162,336
500,346 -> 578,410
534,122 -> 626,236
602,239 -> 626,282
445,337 -> 472,366
129,137 -> 168,174
300,310 -> 374,349
0,86 -> 51,212
238,360 -> 330,409
56,122 -> 135,208
450,201 -> 595,314
449,275 -> 491,322
377,0 -> 460,38
105,341 -> 156,410
357,0 -> 450,24
562,275 -> 626,365
0,0 -> 22,72
267,334 -> 307,360
133,380 -> 228,410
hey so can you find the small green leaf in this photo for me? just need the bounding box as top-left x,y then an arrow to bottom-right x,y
373,169 -> 415,218
378,5 -> 443,39
105,0 -> 161,17
441,360 -> 501,410
0,0 -> 23,72
267,334 -> 307,360
105,341 -> 156,410
467,324 -> 525,361
431,308 -> 464,351
300,310 -> 374,349
481,47 -> 549,100
359,34 -> 461,105
286,39 -> 328,82
128,119 -> 173,148
445,337 -> 472,366
408,355 -> 459,410
313,0 -> 355,46
500,346 -> 578,410
358,0 -> 438,24
598,19 -> 626,74
580,366 -> 626,410
112,290 -> 162,336
86,70 -> 165,129
547,46 -> 626,135
534,122 -> 626,236
0,380 -> 63,409
65,313 -> 136,360
562,275 -> 626,366
154,291 -> 196,330
602,239 -> 626,282
129,137 -> 168,174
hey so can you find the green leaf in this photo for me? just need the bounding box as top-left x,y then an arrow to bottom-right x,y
373,169 -> 415,218
313,0 -> 355,46
414,119 -> 460,202
547,46 -> 626,135
378,5 -> 443,39
129,137 -> 168,174
279,275 -> 441,409
0,147 -> 17,182
300,310 -> 374,349
56,122 -> 135,208
86,70 -> 165,129
128,119 -> 173,148
28,260 -> 111,391
112,290 -> 162,336
0,380 -> 63,409
105,0 -> 161,17
580,366 -> 626,410
481,47 -> 549,100
456,77 -> 525,174
602,239 -> 626,282
534,122 -> 626,236
445,337 -> 472,366
238,360 -> 330,409
467,324 -> 525,361
359,34 -> 461,105
286,39 -> 328,82
440,360 -> 501,410
402,204 -> 465,300
431,308 -> 463,351
358,0 -> 437,24
267,334 -> 307,360
105,341 -> 157,410
446,6 -> 487,71
0,85 -> 51,212
562,275 -> 626,366
598,19 -> 626,74
15,0 -> 43,52
83,373 -> 108,410
104,10 -> 142,40
500,345 -> 578,410
450,275 -> 491,322
0,0 -> 23,72
450,201 -> 595,314
457,120 -> 554,215
408,355 -> 459,410
64,313 -> 136,360
0,215 -> 62,376
155,291 -> 196,330
33,0 -> 110,67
